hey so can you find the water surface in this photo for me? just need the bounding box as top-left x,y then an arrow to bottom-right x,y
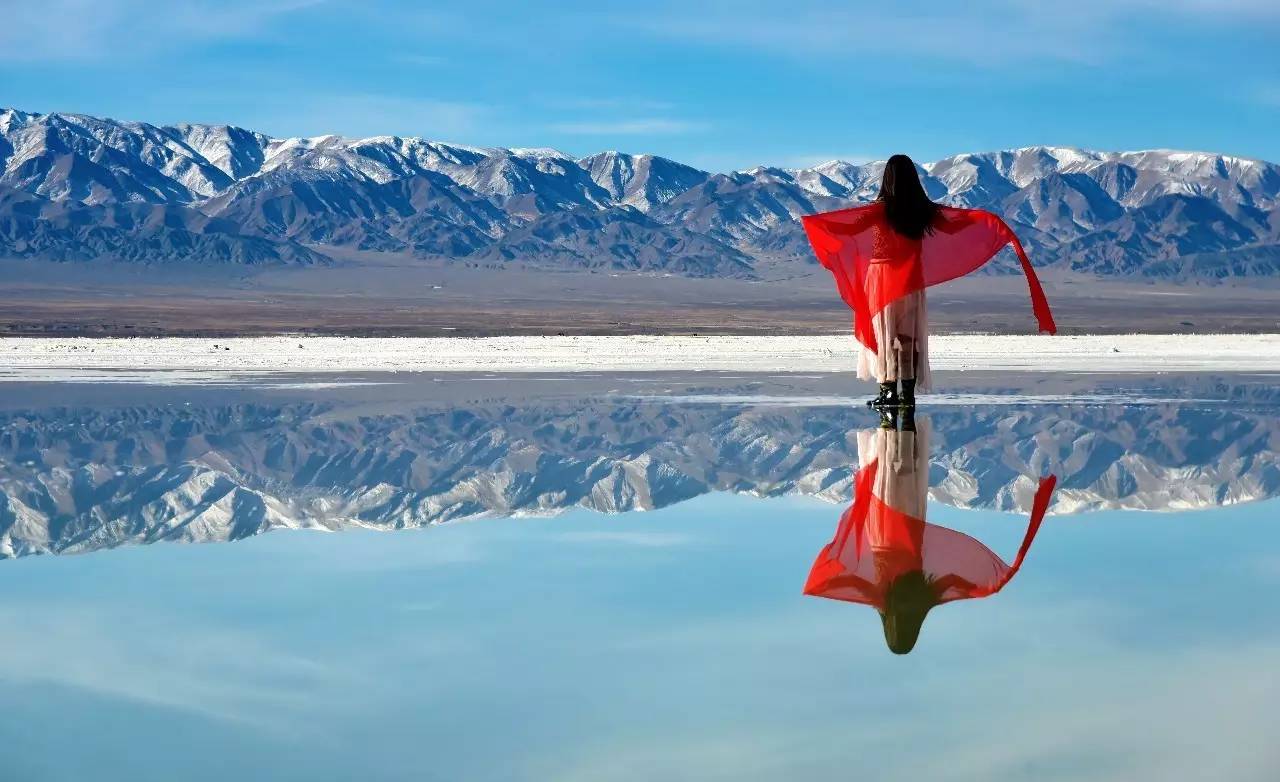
1,372 -> 1277,781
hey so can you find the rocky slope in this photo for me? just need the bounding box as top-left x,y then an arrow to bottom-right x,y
2,108 -> 1277,277
2,391 -> 1277,558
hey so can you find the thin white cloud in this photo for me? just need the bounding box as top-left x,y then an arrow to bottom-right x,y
0,607 -> 341,731
0,0 -> 327,62
608,0 -> 1279,68
544,96 -> 678,112
1250,85 -> 1280,108
78,86 -> 494,142
554,530 -> 694,547
237,93 -> 492,141
394,53 -> 448,67
1125,0 -> 1280,18
609,3 -> 1115,67
549,118 -> 709,135
569,591 -> 1280,782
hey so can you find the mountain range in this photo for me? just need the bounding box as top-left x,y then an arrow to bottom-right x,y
3,391 -> 1277,559
3,107 -> 1279,279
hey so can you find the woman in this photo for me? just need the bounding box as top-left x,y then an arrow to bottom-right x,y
802,155 -> 1057,408
802,415 -> 1057,654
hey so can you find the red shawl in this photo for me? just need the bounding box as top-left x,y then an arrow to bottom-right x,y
801,202 -> 1057,354
803,460 -> 1057,607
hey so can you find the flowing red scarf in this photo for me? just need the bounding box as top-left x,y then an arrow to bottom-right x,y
803,459 -> 1057,607
801,202 -> 1057,354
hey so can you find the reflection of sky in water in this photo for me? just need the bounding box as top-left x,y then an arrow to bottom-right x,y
2,375 -> 1279,781
2,490 -> 1279,781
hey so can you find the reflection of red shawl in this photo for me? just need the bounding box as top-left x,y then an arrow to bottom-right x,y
803,459 -> 1057,607
801,202 -> 1057,354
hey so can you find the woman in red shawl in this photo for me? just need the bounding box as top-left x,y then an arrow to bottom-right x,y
802,155 -> 1057,408
803,414 -> 1056,654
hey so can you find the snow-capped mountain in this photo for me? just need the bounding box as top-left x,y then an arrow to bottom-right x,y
578,151 -> 711,212
2,390 -> 1277,559
2,107 -> 1279,277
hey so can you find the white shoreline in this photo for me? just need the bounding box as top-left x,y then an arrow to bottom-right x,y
2,334 -> 1279,383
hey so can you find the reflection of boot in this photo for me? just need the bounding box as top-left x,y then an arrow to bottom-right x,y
900,406 -> 916,432
867,382 -> 898,408
878,406 -> 898,429
901,379 -> 917,408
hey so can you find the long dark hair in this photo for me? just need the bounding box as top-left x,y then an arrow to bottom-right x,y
879,569 -> 939,655
877,154 -> 939,240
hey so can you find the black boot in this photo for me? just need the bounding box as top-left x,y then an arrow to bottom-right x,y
900,379 -> 917,408
867,382 -> 898,408
900,406 -> 916,432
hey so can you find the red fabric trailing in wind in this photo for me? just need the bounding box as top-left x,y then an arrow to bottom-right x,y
803,459 -> 1057,608
801,202 -> 1057,354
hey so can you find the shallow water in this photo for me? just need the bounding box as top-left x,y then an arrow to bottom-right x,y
1,373 -> 1278,781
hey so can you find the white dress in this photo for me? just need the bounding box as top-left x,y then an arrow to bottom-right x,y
856,265 -> 931,391
857,419 -> 930,521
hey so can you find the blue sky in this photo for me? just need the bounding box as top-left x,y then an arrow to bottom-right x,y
2,0 -> 1278,171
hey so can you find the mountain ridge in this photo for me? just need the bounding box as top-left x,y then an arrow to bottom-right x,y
3,393 -> 1278,559
2,107 -> 1278,279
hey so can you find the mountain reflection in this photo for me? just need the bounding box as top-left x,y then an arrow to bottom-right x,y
1,382 -> 1277,558
804,414 -> 1055,654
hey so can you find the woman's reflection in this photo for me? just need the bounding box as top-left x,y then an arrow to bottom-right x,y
804,410 -> 1057,654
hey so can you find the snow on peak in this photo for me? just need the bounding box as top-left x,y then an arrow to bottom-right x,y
1,105 -> 1277,238
510,146 -> 573,160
